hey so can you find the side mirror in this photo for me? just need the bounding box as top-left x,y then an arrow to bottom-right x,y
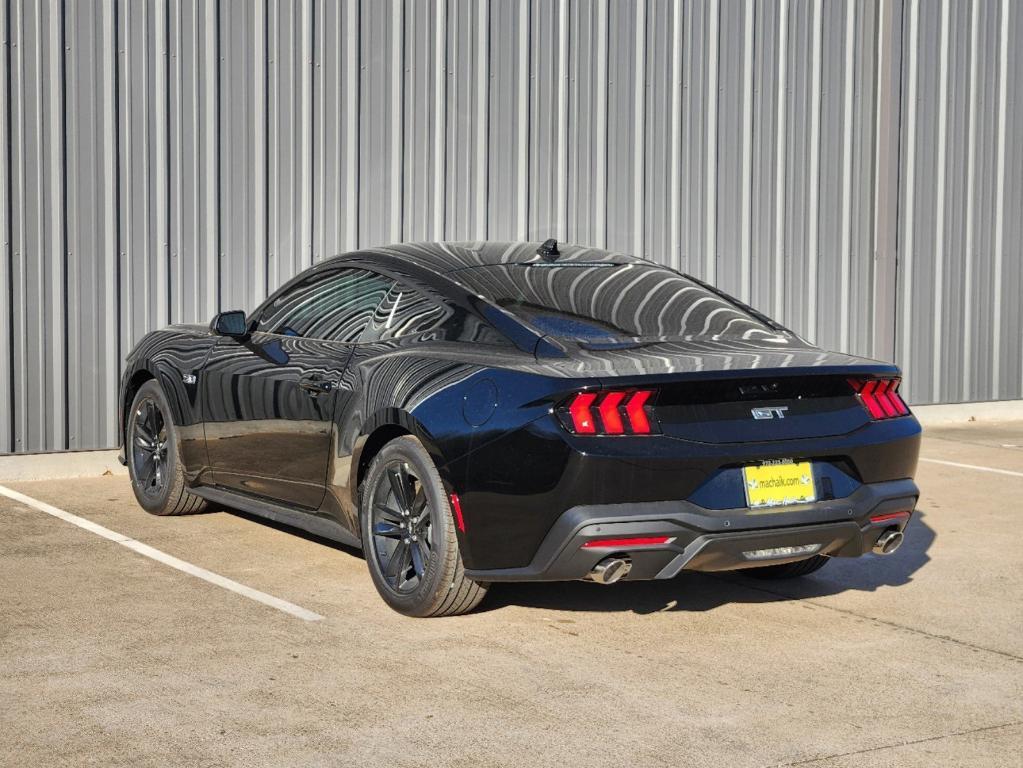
211,310 -> 249,338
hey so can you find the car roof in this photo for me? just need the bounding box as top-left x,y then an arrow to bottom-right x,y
344,241 -> 648,274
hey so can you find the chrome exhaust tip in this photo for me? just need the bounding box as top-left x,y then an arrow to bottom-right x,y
587,557 -> 632,585
873,529 -> 904,556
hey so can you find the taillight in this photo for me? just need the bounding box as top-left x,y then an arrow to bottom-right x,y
848,378 -> 909,420
567,392 -> 598,434
562,389 -> 658,436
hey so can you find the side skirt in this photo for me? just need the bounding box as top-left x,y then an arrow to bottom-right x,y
189,486 -> 363,550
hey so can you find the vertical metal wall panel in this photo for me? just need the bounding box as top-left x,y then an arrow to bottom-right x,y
998,1 -> 1023,402
2,0 -> 1022,453
444,0 -> 488,240
401,0 -> 441,242
485,0 -> 529,241
65,0 -> 118,449
118,0 -> 170,356
268,0 -> 313,284
715,0 -> 753,302
678,0 -> 715,280
0,0 -> 11,452
218,0 -> 266,311
605,0 -> 639,257
779,2 -> 814,333
168,0 -> 219,327
642,1 -> 674,267
895,0 -> 1023,405
7,0 -> 66,452
750,0 -> 780,319
358,0 -> 402,247
313,0 -> 359,257
526,0 -> 562,243
566,0 -> 607,248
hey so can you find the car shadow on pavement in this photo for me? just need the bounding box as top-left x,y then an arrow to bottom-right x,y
483,511 -> 936,615
222,508 -> 365,560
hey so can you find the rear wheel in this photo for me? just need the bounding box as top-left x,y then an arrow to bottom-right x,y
127,380 -> 207,516
744,555 -> 829,580
360,436 -> 487,617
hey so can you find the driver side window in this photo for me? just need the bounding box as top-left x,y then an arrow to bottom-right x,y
258,268 -> 394,343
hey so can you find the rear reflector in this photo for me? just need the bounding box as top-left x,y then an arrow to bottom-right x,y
849,378 -> 909,420
450,493 -> 466,532
869,510 -> 911,525
581,536 -> 674,549
563,389 -> 657,436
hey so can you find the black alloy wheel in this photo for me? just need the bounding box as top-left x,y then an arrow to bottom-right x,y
126,379 -> 207,516
360,435 -> 487,617
131,397 -> 169,500
370,460 -> 434,594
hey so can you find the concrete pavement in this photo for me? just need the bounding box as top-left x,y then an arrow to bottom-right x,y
1,425 -> 1021,767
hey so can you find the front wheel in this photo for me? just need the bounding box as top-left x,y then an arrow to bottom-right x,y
126,380 -> 207,516
360,436 -> 487,617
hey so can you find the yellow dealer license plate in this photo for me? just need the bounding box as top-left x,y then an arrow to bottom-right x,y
743,461 -> 816,509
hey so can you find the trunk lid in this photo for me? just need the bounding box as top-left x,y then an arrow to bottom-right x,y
544,339 -> 898,443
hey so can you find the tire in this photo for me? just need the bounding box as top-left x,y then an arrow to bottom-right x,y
744,555 -> 829,580
360,436 -> 487,617
126,380 -> 208,516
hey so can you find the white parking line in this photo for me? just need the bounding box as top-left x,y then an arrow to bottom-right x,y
0,484 -> 324,622
920,457 -> 1023,479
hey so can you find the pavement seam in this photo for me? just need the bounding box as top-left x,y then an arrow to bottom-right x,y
764,720 -> 1023,767
715,576 -> 1023,664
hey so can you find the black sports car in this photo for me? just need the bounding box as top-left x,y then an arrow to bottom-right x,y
118,240 -> 921,617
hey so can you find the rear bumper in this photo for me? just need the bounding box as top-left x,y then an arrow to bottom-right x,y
463,478 -> 918,582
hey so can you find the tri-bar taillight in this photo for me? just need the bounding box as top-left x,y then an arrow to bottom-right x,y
848,378 -> 909,420
562,389 -> 657,435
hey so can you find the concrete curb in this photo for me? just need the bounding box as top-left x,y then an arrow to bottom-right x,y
0,450 -> 128,482
910,399 -> 1023,427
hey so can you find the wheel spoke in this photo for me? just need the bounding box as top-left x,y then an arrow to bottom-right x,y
139,456 -> 157,488
134,422 -> 155,444
372,521 -> 403,538
374,503 -> 403,525
384,466 -> 405,513
134,433 -> 154,451
416,536 -> 431,561
410,540 -> 426,578
385,541 -> 409,582
413,502 -> 430,531
387,465 -> 412,511
410,486 -> 427,516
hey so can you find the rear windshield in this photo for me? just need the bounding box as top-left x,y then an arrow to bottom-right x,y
452,263 -> 783,344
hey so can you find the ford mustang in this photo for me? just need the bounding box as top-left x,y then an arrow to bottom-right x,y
118,241 -> 921,617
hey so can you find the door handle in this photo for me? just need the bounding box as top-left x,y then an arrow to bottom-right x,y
298,374 -> 335,395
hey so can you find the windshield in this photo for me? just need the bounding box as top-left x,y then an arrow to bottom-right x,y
451,263 -> 785,345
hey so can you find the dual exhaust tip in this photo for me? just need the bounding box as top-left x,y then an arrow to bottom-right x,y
587,557 -> 632,585
872,528 -> 905,556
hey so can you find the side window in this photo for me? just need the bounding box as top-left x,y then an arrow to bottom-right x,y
362,282 -> 450,342
258,268 -> 394,342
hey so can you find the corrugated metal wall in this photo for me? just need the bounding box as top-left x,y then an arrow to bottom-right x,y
1,0 -> 1021,454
